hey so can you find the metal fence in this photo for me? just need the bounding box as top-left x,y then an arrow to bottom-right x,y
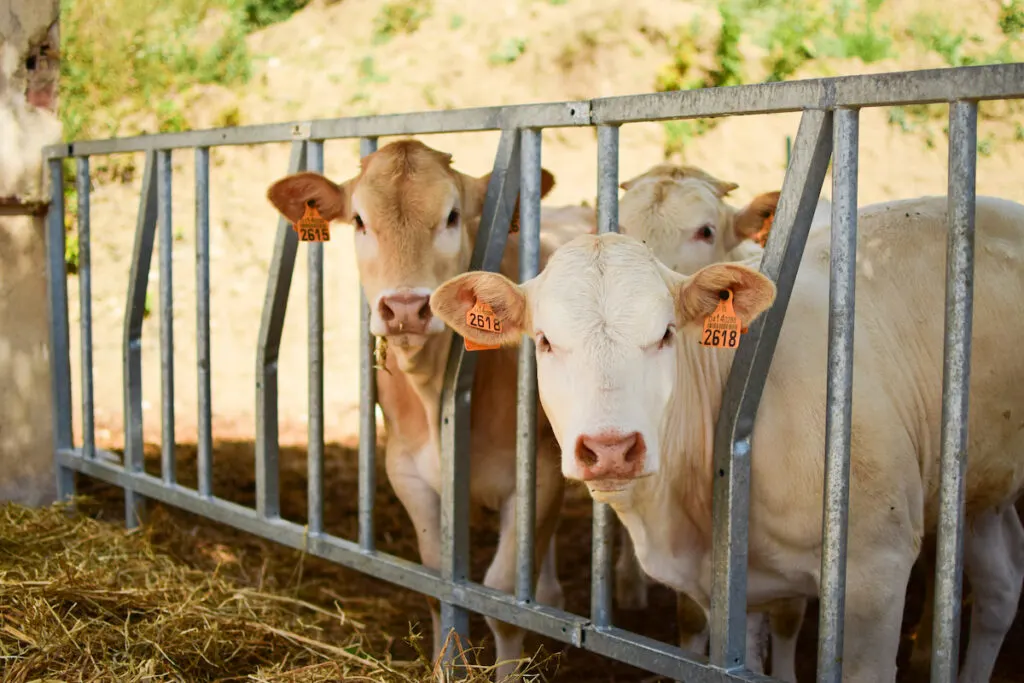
42,63 -> 1024,682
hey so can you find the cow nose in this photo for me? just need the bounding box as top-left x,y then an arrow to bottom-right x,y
575,431 -> 646,480
378,293 -> 433,334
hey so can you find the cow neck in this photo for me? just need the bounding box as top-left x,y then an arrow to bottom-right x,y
642,336 -> 737,545
389,327 -> 454,454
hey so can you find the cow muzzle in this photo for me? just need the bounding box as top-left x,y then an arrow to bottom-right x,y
378,291 -> 434,336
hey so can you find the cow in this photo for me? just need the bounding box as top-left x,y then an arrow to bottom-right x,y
609,164 -> 833,680
429,195 -> 1024,682
264,138 -> 596,680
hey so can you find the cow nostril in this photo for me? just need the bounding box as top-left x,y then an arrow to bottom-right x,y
624,432 -> 646,464
378,300 -> 395,322
575,437 -> 598,467
417,300 -> 431,320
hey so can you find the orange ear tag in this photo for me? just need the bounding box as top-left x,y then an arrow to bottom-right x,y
464,300 -> 501,352
295,200 -> 331,242
700,289 -> 743,349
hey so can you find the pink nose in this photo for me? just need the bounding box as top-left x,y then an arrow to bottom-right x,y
378,293 -> 432,335
575,431 -> 646,481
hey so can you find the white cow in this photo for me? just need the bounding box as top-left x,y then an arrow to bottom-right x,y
430,195 -> 1024,682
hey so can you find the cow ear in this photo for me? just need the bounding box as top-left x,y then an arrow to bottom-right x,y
267,172 -> 349,223
430,271 -> 527,347
674,262 -> 776,329
734,191 -> 780,243
471,168 -> 557,232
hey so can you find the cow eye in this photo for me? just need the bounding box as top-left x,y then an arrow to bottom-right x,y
353,214 -> 365,232
695,224 -> 715,242
536,333 -> 551,353
447,209 -> 460,227
658,324 -> 675,349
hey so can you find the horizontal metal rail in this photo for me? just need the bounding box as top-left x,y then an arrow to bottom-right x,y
55,446 -> 774,683
42,64 -> 1024,159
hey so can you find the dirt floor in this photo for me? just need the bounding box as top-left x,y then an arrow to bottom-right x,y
70,439 -> 1024,683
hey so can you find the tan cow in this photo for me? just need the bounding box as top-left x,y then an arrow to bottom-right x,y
265,138 -> 595,680
430,196 -> 1024,682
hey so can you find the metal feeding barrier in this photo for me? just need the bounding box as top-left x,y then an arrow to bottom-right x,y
42,63 -> 1024,682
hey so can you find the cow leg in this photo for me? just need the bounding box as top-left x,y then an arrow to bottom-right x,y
484,474 -> 564,682
745,612 -> 770,674
767,597 -> 806,683
536,533 -> 566,610
958,502 -> 1024,683
386,456 -> 445,661
676,592 -> 709,655
615,523 -> 650,610
839,549 -> 916,683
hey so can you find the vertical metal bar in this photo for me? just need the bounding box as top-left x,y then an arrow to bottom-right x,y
515,128 -> 542,603
307,140 -> 325,535
45,158 -> 75,502
256,140 -> 307,520
195,147 -> 213,498
439,129 -> 522,673
123,151 -> 160,528
930,99 -> 978,683
358,136 -> 379,552
76,156 -> 96,461
591,124 -> 620,628
817,106 -> 860,683
710,108 -> 834,670
157,149 -> 176,485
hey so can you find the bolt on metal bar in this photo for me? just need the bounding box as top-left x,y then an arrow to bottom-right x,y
256,140 -> 307,520
307,140 -> 325,536
591,124 -> 620,629
122,150 -> 160,528
515,128 -> 542,603
76,156 -> 96,460
45,157 -> 76,502
157,149 -> 176,485
710,108 -> 834,671
195,147 -> 213,498
930,99 -> 978,683
817,106 -> 860,683
358,136 -> 379,552
439,128 -> 522,674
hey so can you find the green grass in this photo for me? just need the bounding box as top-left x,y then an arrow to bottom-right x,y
372,0 -> 434,45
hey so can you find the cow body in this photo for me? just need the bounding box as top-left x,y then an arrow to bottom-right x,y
266,139 -> 595,681
431,194 -> 1024,682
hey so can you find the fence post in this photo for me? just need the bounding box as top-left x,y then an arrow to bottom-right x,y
359,136 -> 380,552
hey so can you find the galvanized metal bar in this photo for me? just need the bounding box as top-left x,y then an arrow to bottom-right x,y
41,65 -> 1024,161
590,64 -> 1024,124
930,99 -> 978,683
123,151 -> 160,528
76,156 -> 96,460
439,128 -> 522,669
358,136 -> 379,552
591,124 -> 620,629
157,149 -> 176,485
255,140 -> 307,520
45,157 -> 75,502
195,147 -> 213,498
817,107 -> 860,683
307,140 -> 325,536
57,445 -> 775,683
709,108 -> 834,670
515,128 -> 542,603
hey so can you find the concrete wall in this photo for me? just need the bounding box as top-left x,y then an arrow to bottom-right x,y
0,0 -> 63,506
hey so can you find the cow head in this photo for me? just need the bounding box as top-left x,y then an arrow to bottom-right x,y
618,163 -> 780,274
266,139 -> 555,348
430,232 -> 776,499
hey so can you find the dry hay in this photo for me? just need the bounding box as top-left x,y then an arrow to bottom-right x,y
0,500 -> 556,683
